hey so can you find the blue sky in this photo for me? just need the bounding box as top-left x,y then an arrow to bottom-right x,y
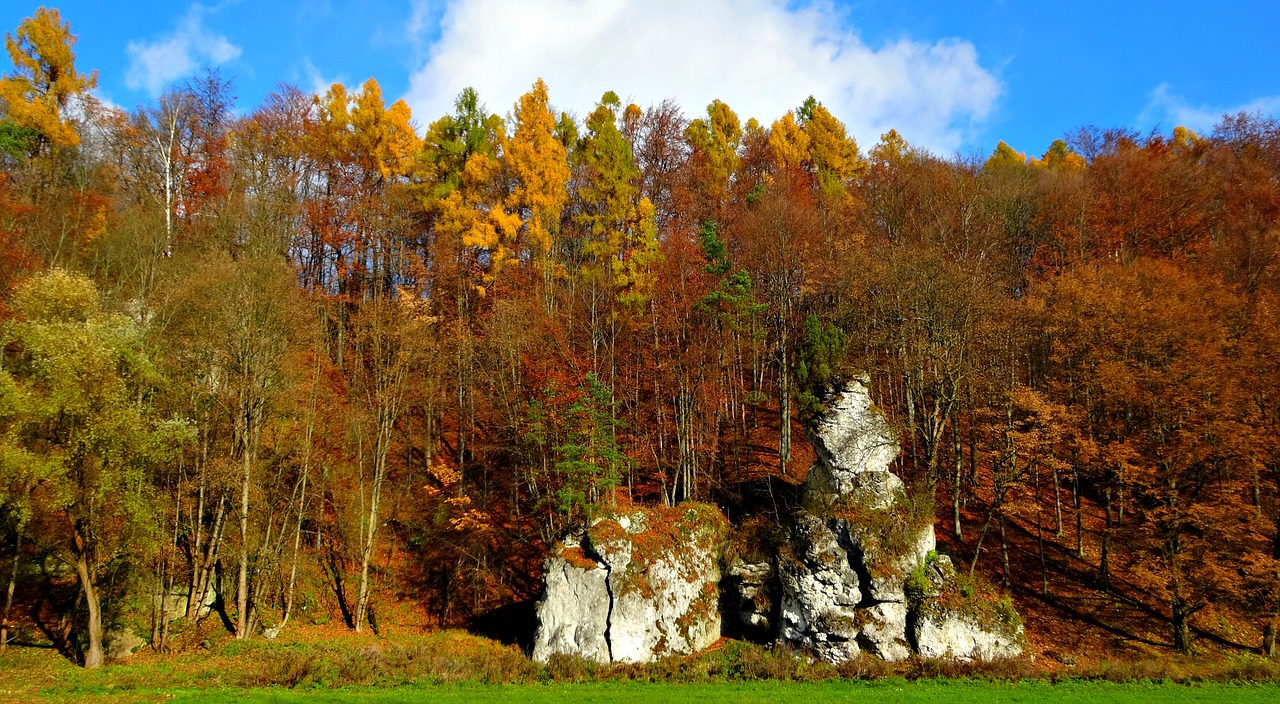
3,1 -> 1278,157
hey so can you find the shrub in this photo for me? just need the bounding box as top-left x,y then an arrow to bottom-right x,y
243,650 -> 325,688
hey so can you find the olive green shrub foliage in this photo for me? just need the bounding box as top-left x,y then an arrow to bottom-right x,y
794,315 -> 847,422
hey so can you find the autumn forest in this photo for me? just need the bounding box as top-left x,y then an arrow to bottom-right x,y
2,7 -> 1280,672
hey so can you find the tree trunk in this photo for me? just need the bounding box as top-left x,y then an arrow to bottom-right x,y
968,502 -> 996,581
1035,464 -> 1048,595
282,462 -> 309,628
999,512 -> 1011,590
1172,594 -> 1192,655
1273,511 -> 1280,560
235,443 -> 252,639
190,496 -> 227,620
1,531 -> 19,652
282,349 -> 319,629
1074,467 -> 1084,558
778,316 -> 791,475
1098,486 -> 1113,590
1052,463 -> 1064,537
1264,622 -> 1276,658
951,410 -> 963,541
186,435 -> 209,620
354,441 -> 384,633
75,552 -> 104,669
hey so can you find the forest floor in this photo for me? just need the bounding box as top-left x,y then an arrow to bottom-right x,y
939,480 -> 1266,666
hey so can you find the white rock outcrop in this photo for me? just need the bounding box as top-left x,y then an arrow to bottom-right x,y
804,375 -> 900,501
857,601 -> 911,661
533,377 -> 1025,666
777,514 -> 865,663
776,378 -> 1024,664
911,553 -> 1026,662
531,541 -> 613,663
532,504 -> 727,664
913,610 -> 1025,662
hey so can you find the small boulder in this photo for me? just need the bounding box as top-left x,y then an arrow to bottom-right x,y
103,628 -> 146,662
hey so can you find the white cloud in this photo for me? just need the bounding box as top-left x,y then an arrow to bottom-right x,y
1140,83 -> 1280,134
125,4 -> 242,96
403,0 -> 1001,153
407,0 -> 433,40
297,57 -> 347,99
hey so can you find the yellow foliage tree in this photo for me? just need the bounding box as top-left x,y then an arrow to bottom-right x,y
0,7 -> 97,150
319,79 -> 420,181
870,128 -> 911,166
800,101 -> 866,190
575,91 -> 660,308
685,99 -> 743,200
505,78 -> 570,303
420,88 -> 521,284
985,140 -> 1029,171
1030,138 -> 1086,172
768,111 -> 809,170
438,150 -> 521,276
352,79 -> 419,180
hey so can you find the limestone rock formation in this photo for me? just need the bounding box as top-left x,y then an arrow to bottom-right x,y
777,514 -> 865,663
775,378 -> 1024,664
804,375 -> 900,502
913,608 -> 1025,662
776,509 -> 930,663
910,554 -> 1026,662
531,541 -> 613,663
532,377 -> 1024,666
532,503 -> 728,664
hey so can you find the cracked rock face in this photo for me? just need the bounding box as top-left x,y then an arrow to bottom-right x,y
777,514 -> 865,663
858,601 -> 911,661
532,504 -> 727,664
778,513 -> 928,663
531,542 -> 612,664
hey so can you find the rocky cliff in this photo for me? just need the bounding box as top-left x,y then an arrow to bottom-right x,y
532,377 -> 1024,665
